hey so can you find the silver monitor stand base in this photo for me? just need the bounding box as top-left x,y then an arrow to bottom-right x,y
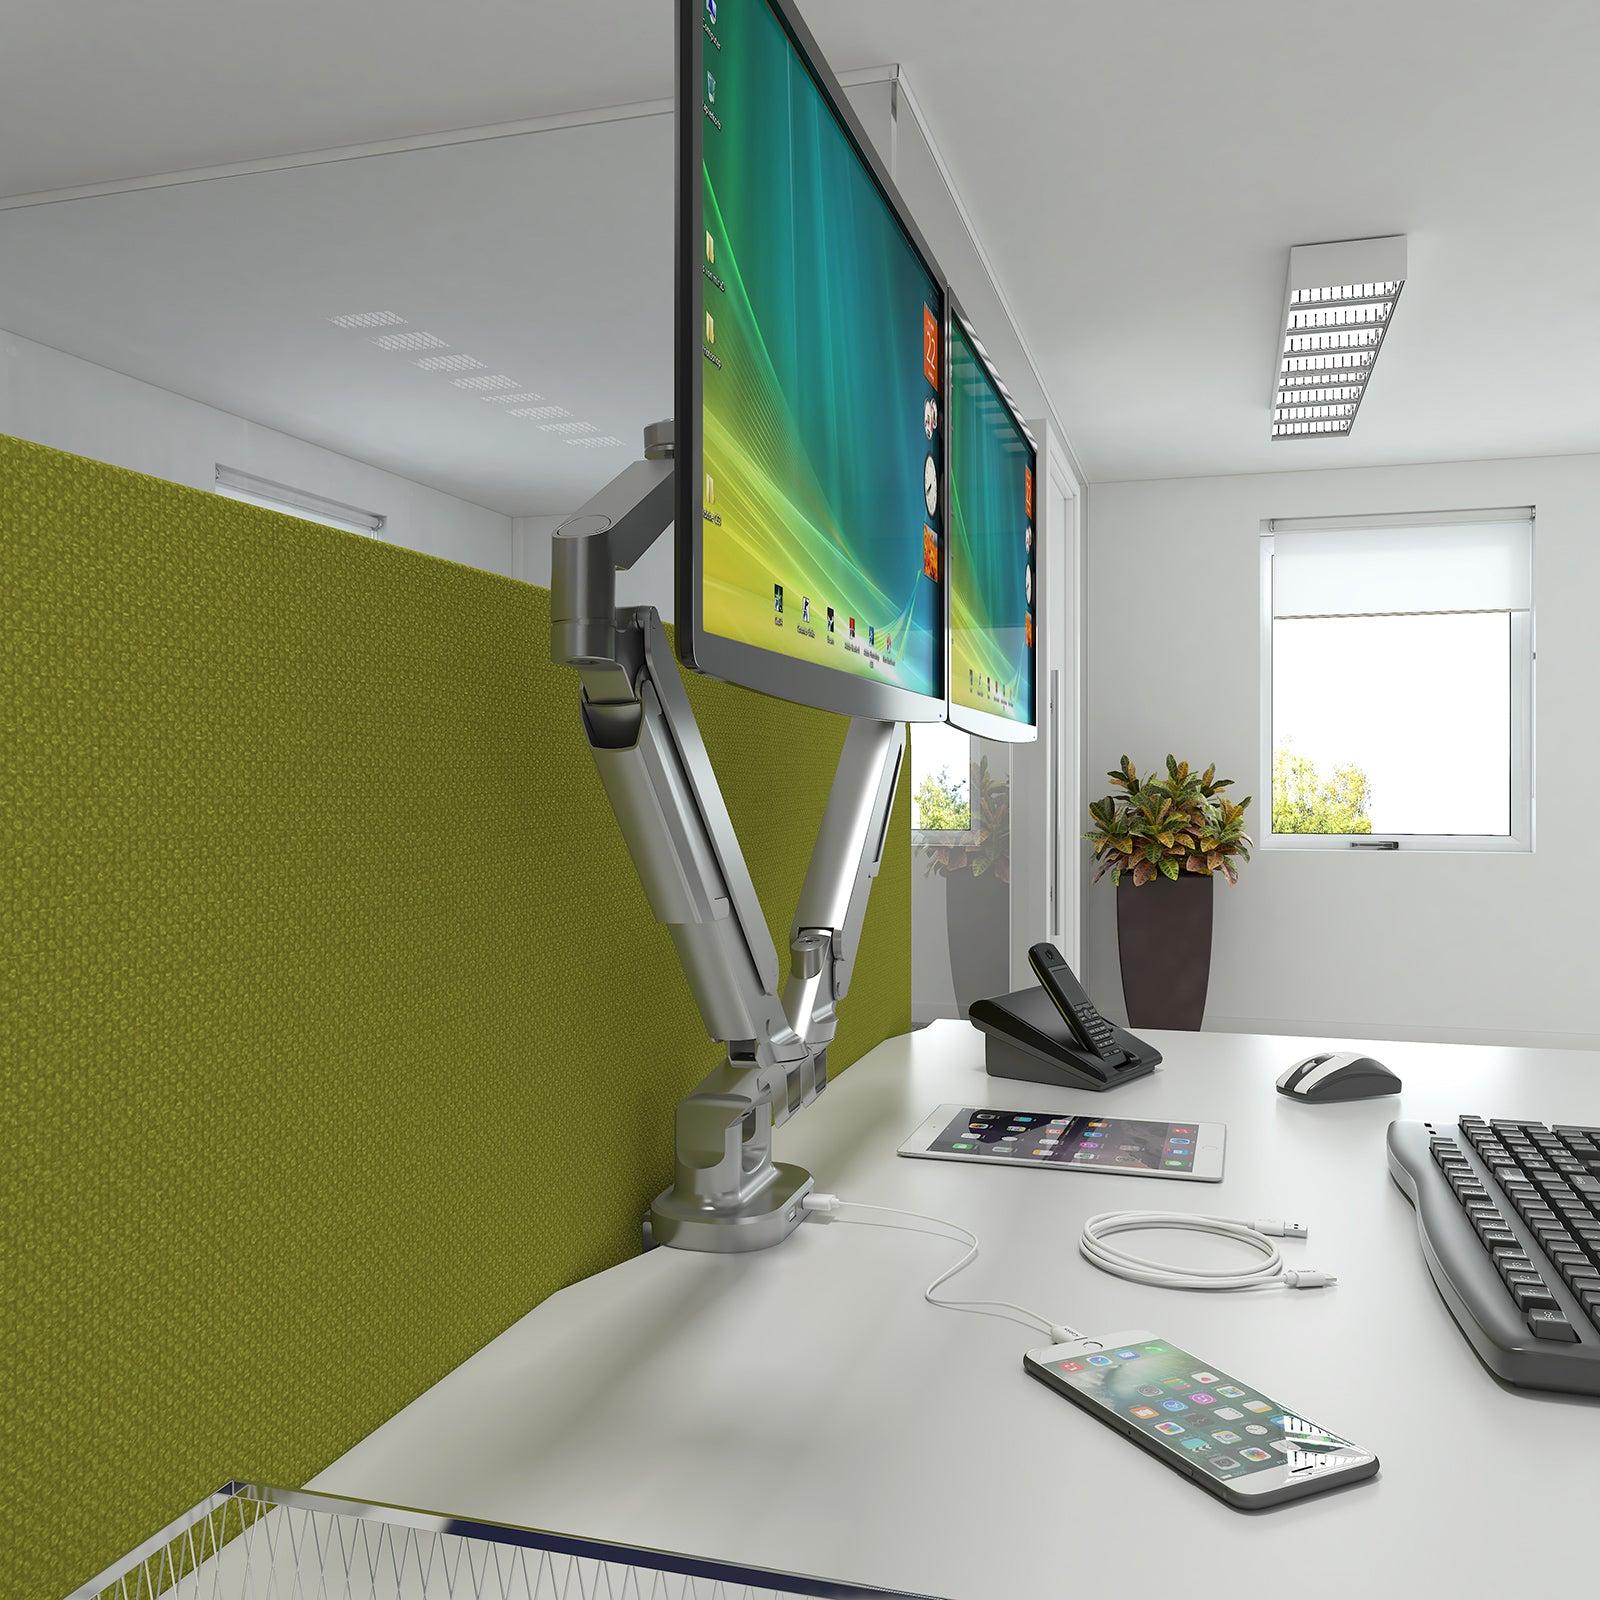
551,421 -> 904,1253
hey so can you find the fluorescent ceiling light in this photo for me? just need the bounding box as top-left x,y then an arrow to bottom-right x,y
1272,235 -> 1406,440
214,465 -> 386,535
328,311 -> 407,329
370,329 -> 447,352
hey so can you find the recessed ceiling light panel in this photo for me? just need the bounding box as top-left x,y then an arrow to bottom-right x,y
563,435 -> 626,448
370,330 -> 448,352
481,391 -> 547,405
451,374 -> 518,391
1271,235 -> 1405,440
413,353 -> 484,373
509,404 -> 570,420
329,311 -> 407,330
539,421 -> 595,435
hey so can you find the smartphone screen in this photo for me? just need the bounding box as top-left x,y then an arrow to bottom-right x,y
1030,1335 -> 1375,1498
929,1109 -> 1201,1173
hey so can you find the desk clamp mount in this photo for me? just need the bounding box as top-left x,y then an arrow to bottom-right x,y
551,420 -> 904,1252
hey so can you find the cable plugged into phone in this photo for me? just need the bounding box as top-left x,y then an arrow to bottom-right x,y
1079,1210 -> 1337,1294
803,1193 -> 1081,1344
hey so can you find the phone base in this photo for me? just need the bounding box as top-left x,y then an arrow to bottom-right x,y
971,985 -> 1161,1092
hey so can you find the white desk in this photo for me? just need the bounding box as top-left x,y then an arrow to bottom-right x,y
313,1023 -> 1600,1598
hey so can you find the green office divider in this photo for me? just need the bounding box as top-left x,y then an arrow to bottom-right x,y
0,434 -> 911,1598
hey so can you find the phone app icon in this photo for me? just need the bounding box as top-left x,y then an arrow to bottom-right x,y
1163,1159 -> 1186,1168
1269,1414 -> 1289,1427
1130,1406 -> 1158,1419
1192,1373 -> 1219,1384
1154,1422 -> 1185,1436
1087,1355 -> 1114,1367
1161,1377 -> 1187,1388
1269,1440 -> 1295,1454
1215,1386 -> 1245,1398
1188,1393 -> 1215,1405
1214,1407 -> 1243,1421
1209,1455 -> 1240,1472
1212,1430 -> 1241,1444
1243,1401 -> 1272,1414
1240,1448 -> 1272,1463
1057,1361 -> 1084,1373
1245,1424 -> 1270,1436
1115,1349 -> 1139,1360
1137,1385 -> 1162,1397
1160,1400 -> 1188,1412
1179,1438 -> 1212,1453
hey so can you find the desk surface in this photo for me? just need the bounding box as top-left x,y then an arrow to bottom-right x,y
314,1023 -> 1600,1599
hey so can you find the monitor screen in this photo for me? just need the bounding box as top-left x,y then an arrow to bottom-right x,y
677,0 -> 946,720
947,310 -> 1037,738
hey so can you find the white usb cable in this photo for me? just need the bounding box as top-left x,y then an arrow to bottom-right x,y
1079,1210 -> 1337,1293
803,1193 -> 1081,1344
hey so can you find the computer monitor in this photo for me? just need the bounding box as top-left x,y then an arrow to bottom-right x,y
946,304 -> 1039,742
675,0 -> 948,721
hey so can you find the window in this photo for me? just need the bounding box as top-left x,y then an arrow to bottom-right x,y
1260,510 -> 1533,851
910,722 -> 976,842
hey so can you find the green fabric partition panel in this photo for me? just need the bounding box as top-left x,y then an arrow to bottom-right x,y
1,434 -> 911,1598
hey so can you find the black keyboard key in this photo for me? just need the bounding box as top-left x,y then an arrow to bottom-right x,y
1527,1309 -> 1580,1342
1513,1285 -> 1558,1312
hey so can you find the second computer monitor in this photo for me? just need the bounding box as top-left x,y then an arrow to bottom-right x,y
947,306 -> 1038,741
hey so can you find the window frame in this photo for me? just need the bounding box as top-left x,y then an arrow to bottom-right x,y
1258,515 -> 1535,855
909,725 -> 982,847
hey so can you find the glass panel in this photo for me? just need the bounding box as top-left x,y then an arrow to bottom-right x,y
1272,612 -> 1511,836
910,722 -> 972,832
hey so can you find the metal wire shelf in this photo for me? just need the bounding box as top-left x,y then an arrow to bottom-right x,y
65,1481 -> 942,1600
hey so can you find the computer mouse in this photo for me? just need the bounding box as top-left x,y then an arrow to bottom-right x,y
1275,1051 -> 1402,1102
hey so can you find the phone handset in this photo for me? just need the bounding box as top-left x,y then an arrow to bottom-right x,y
1027,942 -> 1127,1063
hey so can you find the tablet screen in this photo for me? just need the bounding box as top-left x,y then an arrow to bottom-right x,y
928,1108 -> 1200,1173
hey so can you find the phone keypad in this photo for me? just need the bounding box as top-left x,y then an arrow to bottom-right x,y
1073,1002 -> 1119,1055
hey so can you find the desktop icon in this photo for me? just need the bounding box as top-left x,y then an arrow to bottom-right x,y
923,525 -> 939,581
1025,464 -> 1034,518
706,0 -> 717,21
705,311 -> 715,345
801,596 -> 811,625
773,584 -> 783,615
705,229 -> 716,264
923,304 -> 940,387
1025,612 -> 1033,650
848,617 -> 856,639
868,625 -> 876,648
924,396 -> 938,438
706,71 -> 716,104
826,606 -> 835,634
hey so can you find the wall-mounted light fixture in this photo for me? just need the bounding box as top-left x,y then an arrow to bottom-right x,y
214,465 -> 386,536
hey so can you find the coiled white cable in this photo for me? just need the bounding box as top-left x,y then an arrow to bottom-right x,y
1079,1210 -> 1337,1293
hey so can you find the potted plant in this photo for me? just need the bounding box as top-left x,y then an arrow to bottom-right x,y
922,754 -> 1010,1015
1085,756 -> 1252,1030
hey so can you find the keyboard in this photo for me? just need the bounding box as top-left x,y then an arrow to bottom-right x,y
1389,1117 -> 1600,1394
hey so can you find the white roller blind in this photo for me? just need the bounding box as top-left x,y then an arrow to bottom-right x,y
1269,514 -> 1533,618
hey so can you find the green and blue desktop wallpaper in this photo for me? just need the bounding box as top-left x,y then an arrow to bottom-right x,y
698,0 -> 942,696
949,315 -> 1035,724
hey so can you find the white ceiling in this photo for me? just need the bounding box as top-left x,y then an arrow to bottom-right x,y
5,0 -> 1599,487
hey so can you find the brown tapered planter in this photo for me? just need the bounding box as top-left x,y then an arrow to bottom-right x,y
1116,873 -> 1214,1030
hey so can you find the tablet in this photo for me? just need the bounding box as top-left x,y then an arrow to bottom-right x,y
898,1104 -> 1225,1182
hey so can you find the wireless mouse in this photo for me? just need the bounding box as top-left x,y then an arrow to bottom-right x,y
1275,1051 -> 1401,1102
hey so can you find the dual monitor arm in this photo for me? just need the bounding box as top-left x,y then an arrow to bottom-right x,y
550,421 -> 905,1251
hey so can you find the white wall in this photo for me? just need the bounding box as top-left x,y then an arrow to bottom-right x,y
1,329 -> 513,574
1085,451 -> 1600,1051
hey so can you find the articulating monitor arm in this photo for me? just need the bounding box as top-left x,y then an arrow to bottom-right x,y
550,422 -> 905,1252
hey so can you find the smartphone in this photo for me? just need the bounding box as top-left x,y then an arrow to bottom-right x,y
1025,1331 -> 1378,1508
899,1105 -> 1225,1182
